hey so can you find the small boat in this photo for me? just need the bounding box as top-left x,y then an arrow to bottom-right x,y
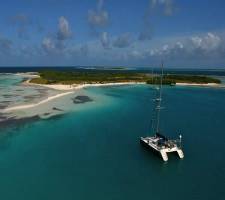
140,63 -> 184,161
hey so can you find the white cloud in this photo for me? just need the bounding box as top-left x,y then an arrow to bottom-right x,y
57,16 -> 72,40
128,50 -> 144,60
113,33 -> 132,48
139,0 -> 176,41
151,0 -> 176,16
42,37 -> 55,53
121,31 -> 225,66
151,32 -> 224,57
41,16 -> 72,55
175,41 -> 184,49
10,13 -> 31,39
100,32 -> 110,49
88,0 -> 109,28
190,33 -> 221,51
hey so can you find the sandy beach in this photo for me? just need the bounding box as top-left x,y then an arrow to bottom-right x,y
1,79 -> 145,113
2,91 -> 74,112
15,72 -> 40,78
23,79 -> 145,91
28,81 -> 219,91
3,74 -> 222,114
175,83 -> 220,87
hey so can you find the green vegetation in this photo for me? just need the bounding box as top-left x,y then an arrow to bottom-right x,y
30,70 -> 221,85
146,76 -> 176,85
30,70 -> 149,84
30,77 -> 49,84
147,75 -> 221,85
109,67 -> 127,70
164,75 -> 221,84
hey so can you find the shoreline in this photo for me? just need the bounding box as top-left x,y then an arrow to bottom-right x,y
2,91 -> 74,112
2,74 -> 222,113
23,79 -> 146,91
25,79 -> 222,90
2,80 -> 145,113
175,82 -> 220,87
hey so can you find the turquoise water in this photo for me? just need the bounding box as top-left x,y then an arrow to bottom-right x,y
0,84 -> 225,199
0,74 -> 60,110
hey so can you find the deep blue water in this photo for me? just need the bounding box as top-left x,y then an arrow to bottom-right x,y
0,66 -> 225,76
0,84 -> 225,200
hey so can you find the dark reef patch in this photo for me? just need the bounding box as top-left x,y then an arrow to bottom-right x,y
43,112 -> 51,116
0,115 -> 41,130
46,113 -> 66,121
23,95 -> 42,101
0,101 -> 11,103
15,89 -> 24,92
72,95 -> 93,104
2,94 -> 19,98
36,88 -> 48,91
52,107 -> 64,111
0,115 -> 7,120
0,104 -> 8,109
0,112 -> 66,132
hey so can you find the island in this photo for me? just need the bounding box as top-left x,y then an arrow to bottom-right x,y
29,70 -> 149,84
29,70 -> 221,87
2,70 -> 222,115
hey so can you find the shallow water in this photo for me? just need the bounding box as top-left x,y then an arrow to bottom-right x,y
0,74 -> 60,110
0,76 -> 225,199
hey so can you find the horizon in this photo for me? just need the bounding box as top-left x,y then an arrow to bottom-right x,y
0,65 -> 225,71
0,0 -> 225,68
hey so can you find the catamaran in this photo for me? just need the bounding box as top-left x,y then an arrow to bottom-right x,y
140,64 -> 184,162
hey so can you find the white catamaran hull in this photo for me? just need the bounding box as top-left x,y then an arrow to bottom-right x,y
140,137 -> 184,161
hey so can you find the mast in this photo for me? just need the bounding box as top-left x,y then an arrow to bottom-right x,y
150,67 -> 155,135
155,62 -> 164,133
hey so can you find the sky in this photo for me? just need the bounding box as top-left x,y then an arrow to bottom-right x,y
0,0 -> 225,68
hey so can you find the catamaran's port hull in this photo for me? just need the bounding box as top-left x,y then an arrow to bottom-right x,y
140,138 -> 164,160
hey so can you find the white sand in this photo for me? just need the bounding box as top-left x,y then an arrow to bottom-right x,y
175,83 -> 219,87
77,82 -> 145,89
3,81 -> 145,113
15,72 -> 40,78
2,78 -> 222,114
24,80 -> 145,91
2,91 -> 74,112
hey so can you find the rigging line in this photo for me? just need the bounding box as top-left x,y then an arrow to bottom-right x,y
150,67 -> 157,135
156,61 -> 164,133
